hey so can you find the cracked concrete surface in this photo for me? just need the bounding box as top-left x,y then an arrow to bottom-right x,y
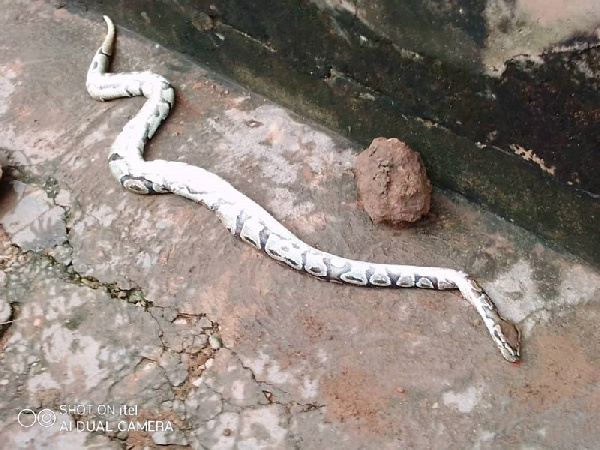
1,2 -> 600,448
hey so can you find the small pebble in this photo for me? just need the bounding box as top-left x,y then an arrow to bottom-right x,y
208,335 -> 222,349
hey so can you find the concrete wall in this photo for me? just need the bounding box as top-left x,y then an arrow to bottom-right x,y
65,0 -> 600,265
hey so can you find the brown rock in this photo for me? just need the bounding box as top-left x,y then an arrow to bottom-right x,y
355,137 -> 431,225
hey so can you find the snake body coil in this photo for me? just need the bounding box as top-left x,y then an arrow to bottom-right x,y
87,16 -> 521,363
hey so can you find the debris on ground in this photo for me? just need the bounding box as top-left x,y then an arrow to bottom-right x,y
355,137 -> 432,225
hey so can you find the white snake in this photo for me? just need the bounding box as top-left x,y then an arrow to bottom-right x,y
87,16 -> 520,363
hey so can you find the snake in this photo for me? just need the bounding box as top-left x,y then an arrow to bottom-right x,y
86,16 -> 520,363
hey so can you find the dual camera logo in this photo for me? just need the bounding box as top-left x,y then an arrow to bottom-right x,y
17,409 -> 57,428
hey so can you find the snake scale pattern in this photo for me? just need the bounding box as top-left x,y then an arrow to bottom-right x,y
86,16 -> 520,363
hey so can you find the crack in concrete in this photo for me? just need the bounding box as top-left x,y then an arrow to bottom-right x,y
227,347 -> 326,411
0,174 -> 237,445
6,167 -> 62,201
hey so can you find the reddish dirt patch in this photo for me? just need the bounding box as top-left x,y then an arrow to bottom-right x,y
321,365 -> 391,435
514,330 -> 600,410
301,314 -> 325,340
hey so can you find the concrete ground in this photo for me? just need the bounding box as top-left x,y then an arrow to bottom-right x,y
1,2 -> 599,449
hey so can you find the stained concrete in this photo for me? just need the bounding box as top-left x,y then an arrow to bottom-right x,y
1,2 -> 600,449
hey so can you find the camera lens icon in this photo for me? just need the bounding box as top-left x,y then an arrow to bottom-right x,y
37,409 -> 57,427
17,408 -> 57,428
